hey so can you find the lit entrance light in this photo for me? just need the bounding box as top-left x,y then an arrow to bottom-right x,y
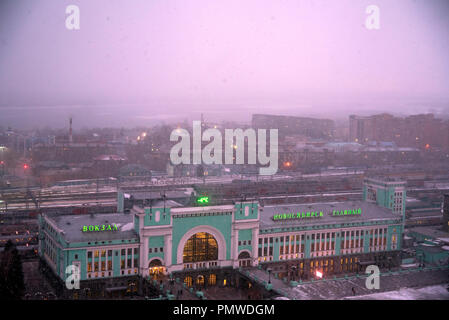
316,270 -> 323,278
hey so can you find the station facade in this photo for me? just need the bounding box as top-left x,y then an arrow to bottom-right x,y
39,184 -> 405,295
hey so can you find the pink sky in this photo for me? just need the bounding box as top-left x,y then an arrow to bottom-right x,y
0,0 -> 448,126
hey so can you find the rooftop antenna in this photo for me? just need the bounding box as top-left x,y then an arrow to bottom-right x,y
161,190 -> 167,211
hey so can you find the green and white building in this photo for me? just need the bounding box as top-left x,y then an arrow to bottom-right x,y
39,180 -> 406,295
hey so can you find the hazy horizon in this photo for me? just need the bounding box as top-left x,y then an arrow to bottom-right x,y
1,0 -> 449,128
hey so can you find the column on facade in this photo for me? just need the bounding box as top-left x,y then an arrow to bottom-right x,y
252,227 -> 259,266
141,236 -> 148,277
231,227 -> 238,267
164,234 -> 172,268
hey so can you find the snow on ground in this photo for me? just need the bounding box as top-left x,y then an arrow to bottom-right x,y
343,284 -> 449,300
120,222 -> 134,231
400,263 -> 419,268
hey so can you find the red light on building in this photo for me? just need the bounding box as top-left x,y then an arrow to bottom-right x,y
284,161 -> 292,168
425,144 -> 430,150
23,164 -> 29,169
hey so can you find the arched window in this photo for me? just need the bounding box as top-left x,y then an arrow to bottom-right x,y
208,274 -> 217,286
196,275 -> 205,286
183,232 -> 218,263
238,251 -> 251,259
184,276 -> 193,287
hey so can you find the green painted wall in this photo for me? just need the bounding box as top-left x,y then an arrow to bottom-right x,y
144,207 -> 171,226
171,213 -> 232,264
234,202 -> 258,221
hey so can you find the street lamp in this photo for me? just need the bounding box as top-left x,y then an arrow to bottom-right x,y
267,268 -> 272,284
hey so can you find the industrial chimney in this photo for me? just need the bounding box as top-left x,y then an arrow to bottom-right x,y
69,117 -> 73,144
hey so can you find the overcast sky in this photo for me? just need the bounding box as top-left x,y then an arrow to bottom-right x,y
1,0 -> 449,127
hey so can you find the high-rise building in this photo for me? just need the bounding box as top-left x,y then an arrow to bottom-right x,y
252,114 -> 334,139
349,113 -> 449,151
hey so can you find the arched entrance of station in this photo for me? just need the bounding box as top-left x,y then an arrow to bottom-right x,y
238,251 -> 252,267
177,226 -> 227,267
148,259 -> 165,279
182,232 -> 218,263
196,275 -> 205,287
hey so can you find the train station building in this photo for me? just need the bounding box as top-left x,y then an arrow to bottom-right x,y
38,178 -> 406,297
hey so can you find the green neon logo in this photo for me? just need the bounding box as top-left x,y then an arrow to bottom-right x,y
273,211 -> 324,221
197,196 -> 209,204
82,224 -> 118,232
332,208 -> 362,216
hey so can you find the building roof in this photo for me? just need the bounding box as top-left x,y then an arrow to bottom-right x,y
259,201 -> 399,229
123,189 -> 194,200
408,226 -> 449,240
47,213 -> 137,243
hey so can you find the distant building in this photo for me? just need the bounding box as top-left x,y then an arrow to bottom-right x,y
349,113 -> 449,151
252,114 -> 334,139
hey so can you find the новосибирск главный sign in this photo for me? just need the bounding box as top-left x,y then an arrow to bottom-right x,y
273,208 -> 362,221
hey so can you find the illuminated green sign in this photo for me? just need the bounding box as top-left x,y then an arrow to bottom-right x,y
332,208 -> 361,216
82,224 -> 118,232
197,196 -> 209,204
273,208 -> 362,221
273,211 -> 324,221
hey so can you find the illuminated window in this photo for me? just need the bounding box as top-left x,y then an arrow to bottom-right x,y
208,274 -> 217,286
182,232 -> 218,263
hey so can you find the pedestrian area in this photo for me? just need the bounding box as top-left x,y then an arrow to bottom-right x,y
241,266 -> 449,300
